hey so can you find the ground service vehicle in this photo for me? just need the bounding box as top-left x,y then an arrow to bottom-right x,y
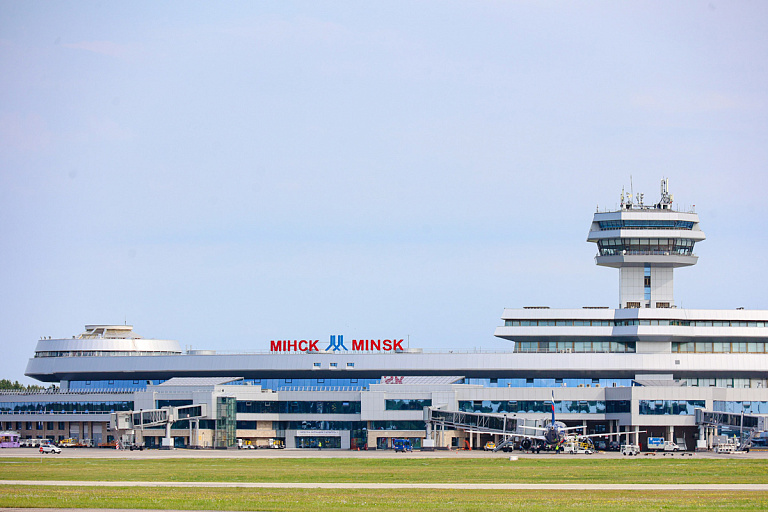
237,439 -> 255,449
484,441 -> 496,451
392,439 -> 412,452
647,438 -> 681,452
621,444 -> 640,456
561,441 -> 593,454
40,444 -> 61,454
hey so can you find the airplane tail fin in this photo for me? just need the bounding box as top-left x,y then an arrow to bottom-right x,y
551,391 -> 556,424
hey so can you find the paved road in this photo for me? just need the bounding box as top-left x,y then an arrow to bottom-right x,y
1,447 -> 766,459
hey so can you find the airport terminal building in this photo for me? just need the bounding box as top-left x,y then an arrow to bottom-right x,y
4,181 -> 768,450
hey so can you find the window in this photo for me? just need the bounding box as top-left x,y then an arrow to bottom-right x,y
346,362 -> 354,367
626,302 -> 641,309
313,363 -> 321,368
330,363 -> 338,368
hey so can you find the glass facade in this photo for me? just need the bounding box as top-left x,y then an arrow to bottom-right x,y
597,238 -> 695,256
215,397 -> 237,448
69,380 -> 165,390
0,401 -> 133,413
463,378 -> 632,388
237,401 -> 361,414
713,401 -> 768,414
35,350 -> 179,358
370,420 -> 425,430
506,319 -> 768,328
233,378 -> 379,391
515,341 -> 635,353
458,400 -> 608,414
672,342 -> 768,353
597,220 -> 694,230
638,400 -> 704,415
385,399 -> 432,410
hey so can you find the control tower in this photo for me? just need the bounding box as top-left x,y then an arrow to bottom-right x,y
587,179 -> 705,309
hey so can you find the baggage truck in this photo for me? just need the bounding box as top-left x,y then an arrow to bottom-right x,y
647,437 -> 681,451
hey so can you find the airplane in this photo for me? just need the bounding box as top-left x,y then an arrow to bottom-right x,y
495,392 -> 642,453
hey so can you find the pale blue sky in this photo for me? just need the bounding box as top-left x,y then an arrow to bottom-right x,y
1,1 -> 767,383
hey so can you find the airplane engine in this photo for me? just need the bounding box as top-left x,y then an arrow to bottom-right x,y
520,438 -> 532,451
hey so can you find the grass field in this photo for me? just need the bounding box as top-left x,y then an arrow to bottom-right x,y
2,486 -> 768,512
1,457 -> 767,511
1,457 -> 767,484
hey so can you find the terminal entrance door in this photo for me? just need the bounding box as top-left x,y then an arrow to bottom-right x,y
295,436 -> 341,449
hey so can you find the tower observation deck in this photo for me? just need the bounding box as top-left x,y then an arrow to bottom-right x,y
587,179 -> 705,309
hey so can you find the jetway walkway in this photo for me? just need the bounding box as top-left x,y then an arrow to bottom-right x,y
424,408 -> 520,435
424,407 -> 545,451
111,404 -> 208,449
695,408 -> 767,451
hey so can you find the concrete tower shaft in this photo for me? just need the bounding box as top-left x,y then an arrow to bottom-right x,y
587,179 -> 705,309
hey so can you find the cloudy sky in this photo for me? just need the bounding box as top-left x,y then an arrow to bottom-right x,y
1,2 -> 767,384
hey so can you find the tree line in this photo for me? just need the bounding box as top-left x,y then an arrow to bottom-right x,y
0,379 -> 54,391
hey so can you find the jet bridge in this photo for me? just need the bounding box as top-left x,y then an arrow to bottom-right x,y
111,403 -> 208,449
695,408 -> 767,451
424,407 -> 542,450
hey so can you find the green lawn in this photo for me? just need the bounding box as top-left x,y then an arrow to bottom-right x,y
1,457 -> 767,511
1,487 -> 767,512
1,457 -> 767,484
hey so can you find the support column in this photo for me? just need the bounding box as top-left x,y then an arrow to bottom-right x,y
161,422 -> 173,449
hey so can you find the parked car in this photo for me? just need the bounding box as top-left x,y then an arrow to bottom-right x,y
40,444 -> 61,454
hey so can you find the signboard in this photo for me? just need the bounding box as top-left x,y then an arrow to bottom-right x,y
270,335 -> 404,353
295,430 -> 341,437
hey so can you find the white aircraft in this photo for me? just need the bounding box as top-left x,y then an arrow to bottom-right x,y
500,392 -> 641,453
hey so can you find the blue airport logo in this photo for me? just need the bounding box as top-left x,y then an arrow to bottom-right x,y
325,334 -> 348,352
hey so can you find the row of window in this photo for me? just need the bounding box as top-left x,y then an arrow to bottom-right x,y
683,378 -> 758,388
464,378 -> 633,388
505,319 -> 768,327
713,401 -> 768,414
0,401 -> 134,413
236,400 -> 361,415
2,421 -> 67,430
234,419 -> 427,432
234,378 -> 379,390
672,342 -> 768,353
385,399 -> 432,411
458,400 -> 627,415
597,220 -> 694,230
72,380 -> 165,389
515,341 -> 636,353
459,400 -> 704,416
638,400 -> 705,415
34,351 -> 179,358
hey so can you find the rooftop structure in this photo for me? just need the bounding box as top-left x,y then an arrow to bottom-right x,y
587,178 -> 705,309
